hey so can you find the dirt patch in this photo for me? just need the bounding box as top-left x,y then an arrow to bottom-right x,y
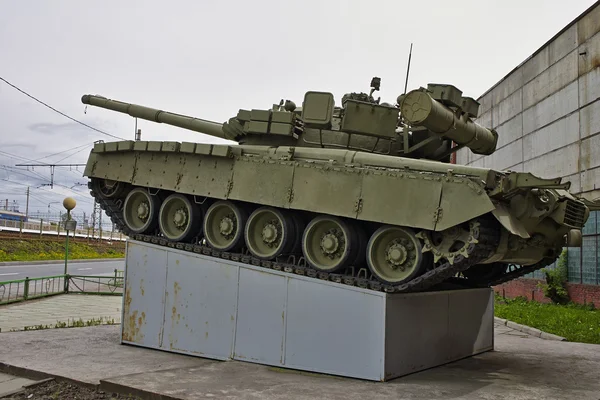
3,379 -> 143,399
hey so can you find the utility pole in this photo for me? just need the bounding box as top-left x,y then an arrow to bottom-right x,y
25,187 -> 30,219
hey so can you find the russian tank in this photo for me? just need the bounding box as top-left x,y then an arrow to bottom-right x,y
80,77 -> 595,293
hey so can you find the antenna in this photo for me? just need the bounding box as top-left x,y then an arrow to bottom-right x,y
403,43 -> 413,95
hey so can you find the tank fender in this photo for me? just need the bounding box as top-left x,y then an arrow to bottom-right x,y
490,203 -> 530,238
434,178 -> 496,231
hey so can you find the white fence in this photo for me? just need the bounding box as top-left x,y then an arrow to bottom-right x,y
0,219 -> 126,241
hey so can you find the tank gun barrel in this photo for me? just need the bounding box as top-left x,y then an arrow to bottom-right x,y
400,89 -> 498,155
81,94 -> 228,140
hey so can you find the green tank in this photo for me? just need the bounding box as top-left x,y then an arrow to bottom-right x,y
81,77 -> 595,293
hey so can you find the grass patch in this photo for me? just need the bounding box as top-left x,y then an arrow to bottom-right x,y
0,239 -> 125,262
495,294 -> 600,344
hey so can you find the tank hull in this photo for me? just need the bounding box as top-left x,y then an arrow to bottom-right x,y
84,140 -> 588,292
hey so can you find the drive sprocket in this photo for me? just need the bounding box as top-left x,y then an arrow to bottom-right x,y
417,221 -> 480,265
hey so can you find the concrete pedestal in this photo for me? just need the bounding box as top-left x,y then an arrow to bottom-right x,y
121,240 -> 494,381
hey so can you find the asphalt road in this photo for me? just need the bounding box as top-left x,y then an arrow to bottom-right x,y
0,260 -> 125,280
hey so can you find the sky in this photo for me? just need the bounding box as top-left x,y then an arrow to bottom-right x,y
0,0 -> 598,224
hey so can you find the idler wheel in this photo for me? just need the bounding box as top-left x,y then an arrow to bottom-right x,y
122,188 -> 159,234
301,215 -> 359,272
158,193 -> 203,242
366,225 -> 424,284
203,200 -> 248,252
244,207 -> 297,260
92,178 -> 126,199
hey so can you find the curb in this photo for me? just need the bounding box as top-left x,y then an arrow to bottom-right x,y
0,362 -> 98,390
0,258 -> 124,267
0,361 -> 177,400
494,317 -> 566,341
100,379 -> 181,400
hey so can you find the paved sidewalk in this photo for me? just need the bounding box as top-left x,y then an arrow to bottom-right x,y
0,294 -> 122,332
0,324 -> 599,399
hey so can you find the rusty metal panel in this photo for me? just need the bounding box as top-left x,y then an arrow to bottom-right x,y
284,278 -> 385,380
122,241 -> 168,348
122,240 -> 494,381
161,249 -> 239,360
233,268 -> 287,365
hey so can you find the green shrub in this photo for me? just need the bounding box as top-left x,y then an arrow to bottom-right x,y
539,250 -> 570,305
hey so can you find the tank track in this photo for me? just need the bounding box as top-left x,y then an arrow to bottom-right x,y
92,184 -> 509,294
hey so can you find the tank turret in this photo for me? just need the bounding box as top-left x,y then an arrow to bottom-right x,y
81,78 -> 498,162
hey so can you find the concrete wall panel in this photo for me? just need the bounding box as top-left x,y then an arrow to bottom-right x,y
483,139 -> 522,171
581,165 -> 600,192
478,90 -> 493,115
579,68 -> 600,108
476,109 -> 493,129
523,113 -> 579,160
523,50 -> 578,109
495,114 -> 523,149
492,69 -> 523,106
522,25 -> 578,84
577,4 -> 600,45
580,99 -> 600,139
523,80 -> 579,135
497,89 -> 522,126
578,31 -> 600,76
523,143 -> 580,178
580,133 -> 600,171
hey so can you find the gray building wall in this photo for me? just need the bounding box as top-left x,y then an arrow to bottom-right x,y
456,1 -> 600,285
457,0 -> 600,203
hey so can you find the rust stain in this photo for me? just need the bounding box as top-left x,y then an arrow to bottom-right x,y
176,259 -> 180,265
205,331 -> 209,339
592,56 -> 600,70
139,278 -> 145,296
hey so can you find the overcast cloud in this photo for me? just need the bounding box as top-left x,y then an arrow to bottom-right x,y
0,0 -> 597,222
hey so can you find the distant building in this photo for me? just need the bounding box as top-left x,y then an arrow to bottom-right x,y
456,1 -> 600,302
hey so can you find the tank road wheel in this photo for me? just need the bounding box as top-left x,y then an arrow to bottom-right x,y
366,226 -> 424,284
244,207 -> 297,260
123,188 -> 159,234
203,200 -> 248,252
158,193 -> 203,242
302,215 -> 358,272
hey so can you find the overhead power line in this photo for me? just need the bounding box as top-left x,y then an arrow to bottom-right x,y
0,76 -> 126,141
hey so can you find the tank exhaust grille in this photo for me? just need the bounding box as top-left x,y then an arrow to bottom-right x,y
564,199 -> 587,228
